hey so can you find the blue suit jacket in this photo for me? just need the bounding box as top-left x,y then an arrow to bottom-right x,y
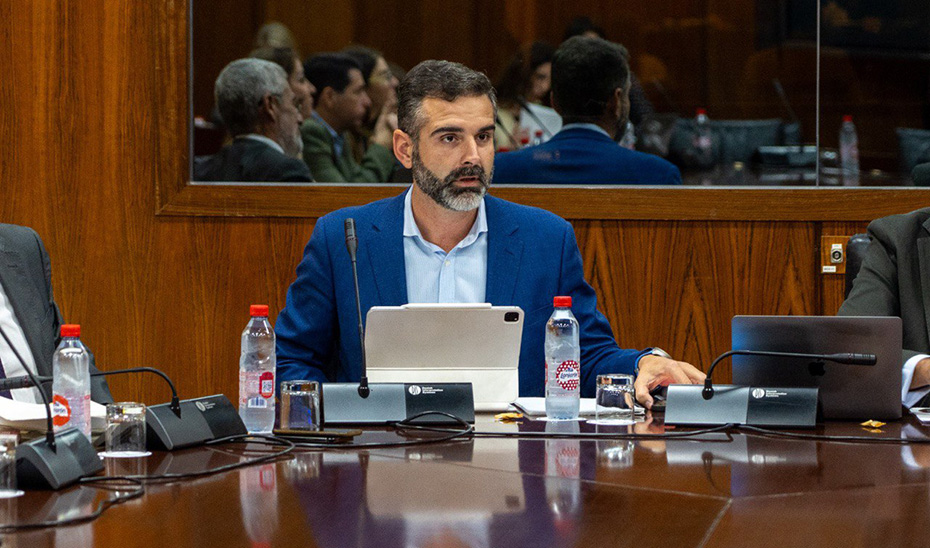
493,127 -> 681,185
275,191 -> 647,397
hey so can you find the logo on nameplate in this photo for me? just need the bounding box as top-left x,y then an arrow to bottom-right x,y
751,388 -> 766,399
408,385 -> 422,396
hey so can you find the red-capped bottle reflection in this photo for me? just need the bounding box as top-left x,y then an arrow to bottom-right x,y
239,464 -> 279,546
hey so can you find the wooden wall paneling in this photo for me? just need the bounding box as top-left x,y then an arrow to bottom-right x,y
573,220 -> 817,382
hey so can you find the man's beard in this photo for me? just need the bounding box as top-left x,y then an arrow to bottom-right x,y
282,127 -> 304,159
411,145 -> 492,212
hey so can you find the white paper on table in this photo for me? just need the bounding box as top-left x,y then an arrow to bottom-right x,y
511,397 -> 644,418
0,397 -> 106,431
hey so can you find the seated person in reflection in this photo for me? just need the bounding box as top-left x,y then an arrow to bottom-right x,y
302,53 -> 397,182
492,36 -> 680,185
275,60 -> 703,407
341,45 -> 400,164
195,59 -> 312,182
250,46 -> 317,122
0,224 -> 112,403
493,41 -> 556,150
839,207 -> 930,408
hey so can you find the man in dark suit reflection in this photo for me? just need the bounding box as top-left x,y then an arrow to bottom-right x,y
492,36 -> 680,185
0,224 -> 112,403
195,58 -> 313,183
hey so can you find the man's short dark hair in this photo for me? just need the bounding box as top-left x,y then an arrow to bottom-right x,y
342,45 -> 382,83
397,60 -> 497,140
551,36 -> 630,124
304,53 -> 362,101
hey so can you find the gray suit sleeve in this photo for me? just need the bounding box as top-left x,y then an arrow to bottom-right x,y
33,231 -> 114,404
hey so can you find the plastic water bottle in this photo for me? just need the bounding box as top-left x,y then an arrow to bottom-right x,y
532,129 -> 544,146
51,324 -> 91,440
239,305 -> 276,433
692,107 -> 714,169
839,114 -> 860,176
619,121 -> 637,150
545,296 -> 580,420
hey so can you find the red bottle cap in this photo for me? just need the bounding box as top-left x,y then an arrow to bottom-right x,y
250,304 -> 269,317
534,129 -> 543,136
696,108 -> 707,116
520,137 -> 530,145
843,114 -> 853,123
60,324 -> 80,338
553,296 -> 572,308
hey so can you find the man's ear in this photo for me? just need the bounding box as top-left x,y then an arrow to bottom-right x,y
393,128 -> 414,169
318,86 -> 336,110
260,94 -> 279,123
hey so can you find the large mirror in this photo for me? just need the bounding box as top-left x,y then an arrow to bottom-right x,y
817,1 -> 930,187
191,0 -> 855,187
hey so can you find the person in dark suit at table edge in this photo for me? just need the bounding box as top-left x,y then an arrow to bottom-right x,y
0,224 -> 112,403
275,60 -> 703,408
492,36 -> 681,185
838,207 -> 930,408
194,58 -> 313,183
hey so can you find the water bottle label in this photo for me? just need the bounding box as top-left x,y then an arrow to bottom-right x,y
555,360 -> 580,391
51,394 -> 71,427
259,371 -> 274,399
247,396 -> 268,409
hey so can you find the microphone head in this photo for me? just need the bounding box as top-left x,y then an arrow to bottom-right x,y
344,218 -> 358,257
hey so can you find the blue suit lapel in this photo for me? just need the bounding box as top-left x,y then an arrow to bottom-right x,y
484,197 -> 523,304
365,193 -> 408,305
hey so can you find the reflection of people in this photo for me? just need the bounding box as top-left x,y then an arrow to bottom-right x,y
275,60 -> 702,404
838,207 -> 930,407
302,53 -> 396,182
494,41 -> 556,150
250,46 -> 316,119
0,224 -> 112,403
194,59 -> 312,182
493,37 -> 681,186
341,45 -> 400,164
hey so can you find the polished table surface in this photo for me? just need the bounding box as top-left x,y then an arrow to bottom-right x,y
5,413 -> 930,547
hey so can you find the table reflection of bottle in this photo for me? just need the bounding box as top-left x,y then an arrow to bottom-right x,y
239,464 -> 279,547
544,420 -> 581,533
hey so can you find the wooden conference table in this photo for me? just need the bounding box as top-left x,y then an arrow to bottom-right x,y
4,413 -> 930,547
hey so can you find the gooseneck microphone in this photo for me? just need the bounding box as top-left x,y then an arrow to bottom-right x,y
0,324 -> 104,489
702,350 -> 876,400
0,326 -> 56,450
345,218 -> 369,399
0,367 -> 182,417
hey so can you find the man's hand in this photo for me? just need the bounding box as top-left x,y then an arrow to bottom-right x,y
633,354 -> 705,409
371,99 -> 399,149
912,358 -> 930,390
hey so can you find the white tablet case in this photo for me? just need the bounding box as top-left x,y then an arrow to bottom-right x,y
365,304 -> 523,411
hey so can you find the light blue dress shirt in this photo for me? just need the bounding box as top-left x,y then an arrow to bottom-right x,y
403,188 -> 488,303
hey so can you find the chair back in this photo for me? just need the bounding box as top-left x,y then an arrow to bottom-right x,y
844,233 -> 871,298
896,128 -> 930,175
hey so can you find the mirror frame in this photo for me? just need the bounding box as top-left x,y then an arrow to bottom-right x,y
158,0 -> 929,222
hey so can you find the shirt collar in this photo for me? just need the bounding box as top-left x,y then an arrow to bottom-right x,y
403,186 -> 488,251
560,123 -> 612,139
312,112 -> 342,141
238,134 -> 284,154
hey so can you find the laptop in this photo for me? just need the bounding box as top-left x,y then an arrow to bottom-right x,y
364,304 -> 523,412
731,316 -> 903,420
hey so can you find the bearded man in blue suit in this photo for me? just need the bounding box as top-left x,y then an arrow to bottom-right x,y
493,36 -> 681,186
275,60 -> 702,408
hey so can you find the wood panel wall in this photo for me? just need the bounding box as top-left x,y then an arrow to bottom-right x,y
0,0 -> 918,408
